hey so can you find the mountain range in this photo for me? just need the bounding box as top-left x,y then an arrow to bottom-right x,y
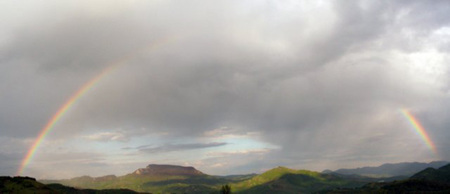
2,161 -> 449,193
324,161 -> 448,178
323,162 -> 450,193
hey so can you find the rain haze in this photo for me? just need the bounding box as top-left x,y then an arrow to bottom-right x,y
1,0 -> 450,179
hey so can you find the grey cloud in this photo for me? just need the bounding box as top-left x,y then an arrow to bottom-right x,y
83,131 -> 129,142
122,144 -> 154,150
194,149 -> 274,175
56,0 -> 416,137
0,152 -> 23,175
1,0 -> 450,178
139,142 -> 227,154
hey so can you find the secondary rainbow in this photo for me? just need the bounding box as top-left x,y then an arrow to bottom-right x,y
400,109 -> 437,155
16,65 -> 119,176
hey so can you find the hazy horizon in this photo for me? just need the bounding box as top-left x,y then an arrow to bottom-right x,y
1,0 -> 450,179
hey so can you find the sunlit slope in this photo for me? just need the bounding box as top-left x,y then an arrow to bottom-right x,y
231,166 -> 364,193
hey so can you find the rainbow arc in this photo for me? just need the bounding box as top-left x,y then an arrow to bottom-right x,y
17,37 -> 174,175
16,65 -> 119,175
400,109 -> 437,155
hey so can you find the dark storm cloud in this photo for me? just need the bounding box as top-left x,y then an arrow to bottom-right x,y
10,16 -> 168,73
58,0 -> 407,136
1,0 -> 450,177
138,142 -> 227,154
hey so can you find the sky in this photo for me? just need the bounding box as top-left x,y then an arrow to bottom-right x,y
1,0 -> 450,179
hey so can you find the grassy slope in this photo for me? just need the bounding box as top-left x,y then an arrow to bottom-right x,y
231,167 -> 365,194
44,173 -> 225,193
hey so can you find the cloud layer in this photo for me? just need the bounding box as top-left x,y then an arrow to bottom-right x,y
1,0 -> 450,178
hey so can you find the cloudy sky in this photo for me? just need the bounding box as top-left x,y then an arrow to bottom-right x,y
1,0 -> 450,179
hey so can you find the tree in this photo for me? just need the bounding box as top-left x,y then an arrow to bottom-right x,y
220,184 -> 231,194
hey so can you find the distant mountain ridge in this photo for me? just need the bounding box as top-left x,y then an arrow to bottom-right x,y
326,161 -> 448,177
322,163 -> 450,193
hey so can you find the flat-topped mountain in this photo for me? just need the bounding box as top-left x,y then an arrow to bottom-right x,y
132,164 -> 204,176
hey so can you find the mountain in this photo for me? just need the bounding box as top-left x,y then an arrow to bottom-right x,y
328,161 -> 448,178
42,164 -> 221,193
133,164 -> 204,176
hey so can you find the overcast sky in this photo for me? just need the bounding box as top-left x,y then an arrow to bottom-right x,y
1,0 -> 450,179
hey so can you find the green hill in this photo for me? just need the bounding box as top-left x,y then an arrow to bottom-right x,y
231,166 -> 365,193
44,174 -> 218,193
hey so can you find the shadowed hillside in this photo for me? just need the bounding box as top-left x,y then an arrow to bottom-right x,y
0,176 -> 145,194
322,163 -> 450,193
0,176 -> 55,193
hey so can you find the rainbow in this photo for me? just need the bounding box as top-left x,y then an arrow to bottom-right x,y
400,109 -> 437,155
16,65 -> 120,176
16,37 -> 175,176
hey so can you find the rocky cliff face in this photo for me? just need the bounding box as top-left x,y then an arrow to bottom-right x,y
133,164 -> 204,176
